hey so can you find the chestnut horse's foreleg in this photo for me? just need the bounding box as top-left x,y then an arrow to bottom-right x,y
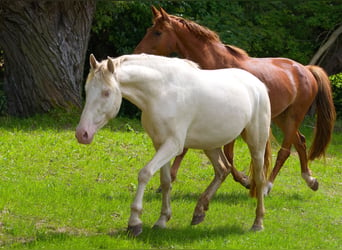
191,148 -> 231,225
293,132 -> 318,191
223,141 -> 250,189
170,148 -> 189,182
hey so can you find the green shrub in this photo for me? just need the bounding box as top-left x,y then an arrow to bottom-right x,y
330,73 -> 342,118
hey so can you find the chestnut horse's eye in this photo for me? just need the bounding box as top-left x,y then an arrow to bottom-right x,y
154,30 -> 162,36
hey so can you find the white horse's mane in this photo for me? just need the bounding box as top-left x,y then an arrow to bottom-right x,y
109,54 -> 200,71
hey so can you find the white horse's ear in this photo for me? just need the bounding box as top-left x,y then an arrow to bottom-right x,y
90,54 -> 98,69
160,7 -> 170,22
107,57 -> 114,74
151,5 -> 160,18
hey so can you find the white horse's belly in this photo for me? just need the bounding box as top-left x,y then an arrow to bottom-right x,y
182,78 -> 252,149
184,106 -> 250,149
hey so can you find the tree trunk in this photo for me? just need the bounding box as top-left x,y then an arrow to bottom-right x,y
0,0 -> 96,117
309,24 -> 342,76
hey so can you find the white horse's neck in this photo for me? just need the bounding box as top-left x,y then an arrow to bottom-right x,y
116,65 -> 162,112
114,55 -> 198,112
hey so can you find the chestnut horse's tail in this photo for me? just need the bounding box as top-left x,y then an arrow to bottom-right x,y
249,133 -> 272,197
306,65 -> 336,161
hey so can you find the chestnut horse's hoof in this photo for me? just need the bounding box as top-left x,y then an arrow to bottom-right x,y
191,214 -> 205,225
233,172 -> 250,189
127,224 -> 143,237
241,175 -> 250,189
309,179 -> 319,191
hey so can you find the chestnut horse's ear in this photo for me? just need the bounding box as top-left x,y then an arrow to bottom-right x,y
151,5 -> 160,18
160,7 -> 171,22
90,54 -> 98,69
107,57 -> 114,74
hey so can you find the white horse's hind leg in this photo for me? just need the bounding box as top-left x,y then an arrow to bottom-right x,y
242,127 -> 268,231
191,148 -> 231,225
250,153 -> 266,231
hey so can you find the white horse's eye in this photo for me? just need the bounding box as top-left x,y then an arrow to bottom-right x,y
102,90 -> 110,97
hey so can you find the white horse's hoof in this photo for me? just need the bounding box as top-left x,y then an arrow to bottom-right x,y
127,224 -> 143,237
264,182 -> 273,196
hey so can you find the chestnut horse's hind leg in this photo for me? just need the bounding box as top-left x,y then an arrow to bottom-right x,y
191,148 -> 231,225
293,131 -> 319,191
267,116 -> 318,194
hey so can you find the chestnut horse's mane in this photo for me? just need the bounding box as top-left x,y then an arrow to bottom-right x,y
170,15 -> 249,58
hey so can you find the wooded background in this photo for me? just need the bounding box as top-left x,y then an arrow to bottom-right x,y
0,0 -> 341,117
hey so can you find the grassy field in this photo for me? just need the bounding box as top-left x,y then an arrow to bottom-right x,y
0,109 -> 341,249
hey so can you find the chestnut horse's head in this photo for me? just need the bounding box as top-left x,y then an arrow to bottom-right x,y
134,6 -> 178,56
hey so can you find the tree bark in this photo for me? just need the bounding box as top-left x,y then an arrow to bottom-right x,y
0,0 -> 96,116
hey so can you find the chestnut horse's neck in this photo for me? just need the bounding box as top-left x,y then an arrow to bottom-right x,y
170,16 -> 249,69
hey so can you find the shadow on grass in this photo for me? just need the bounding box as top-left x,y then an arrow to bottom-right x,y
133,223 -> 246,244
143,189 -> 250,204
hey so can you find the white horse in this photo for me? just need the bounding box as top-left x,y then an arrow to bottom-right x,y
76,54 -> 271,236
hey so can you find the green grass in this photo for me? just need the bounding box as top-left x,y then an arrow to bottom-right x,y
0,109 -> 341,249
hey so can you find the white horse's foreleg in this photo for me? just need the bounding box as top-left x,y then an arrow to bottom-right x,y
153,162 -> 172,228
127,139 -> 180,236
191,148 -> 231,225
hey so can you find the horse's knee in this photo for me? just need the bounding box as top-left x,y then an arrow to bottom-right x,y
138,168 -> 152,184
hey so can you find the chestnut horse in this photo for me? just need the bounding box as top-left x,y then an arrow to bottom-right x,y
135,6 -> 336,194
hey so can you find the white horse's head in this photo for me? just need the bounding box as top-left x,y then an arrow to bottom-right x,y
76,54 -> 122,144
